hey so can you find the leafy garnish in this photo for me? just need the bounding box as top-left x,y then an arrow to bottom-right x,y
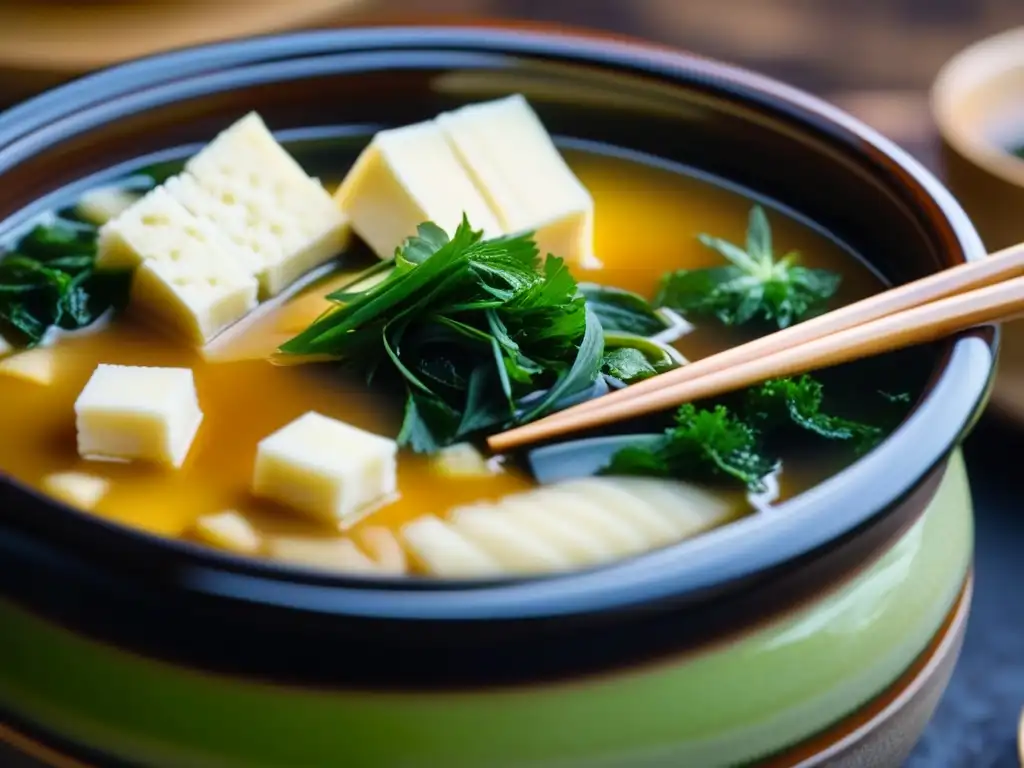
600,333 -> 682,386
602,373 -> 894,490
281,218 -> 603,451
745,376 -> 882,452
603,403 -> 776,490
0,215 -> 130,346
579,283 -> 666,336
655,205 -> 841,329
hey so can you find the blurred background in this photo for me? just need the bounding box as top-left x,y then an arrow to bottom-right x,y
2,2 -> 1024,766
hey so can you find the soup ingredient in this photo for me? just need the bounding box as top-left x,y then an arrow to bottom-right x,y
601,333 -> 684,386
656,205 -> 841,329
746,375 -> 882,451
268,536 -> 380,574
355,527 -> 408,574
191,511 -> 262,555
336,118 -> 502,259
408,476 -> 734,576
579,283 -> 684,338
76,187 -> 141,226
0,334 -> 10,357
74,364 -> 204,469
437,94 -> 598,268
281,219 -> 603,452
603,403 -> 775,491
0,217 -> 130,347
450,504 -> 574,572
0,348 -> 56,385
431,442 -> 500,478
167,113 -> 350,298
99,188 -> 259,344
400,515 -> 502,578
603,375 -> 888,490
42,471 -> 111,511
252,411 -> 398,526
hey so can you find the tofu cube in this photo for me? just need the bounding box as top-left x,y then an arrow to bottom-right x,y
42,471 -> 111,511
335,119 -> 502,259
74,364 -> 204,468
177,113 -> 350,298
252,411 -> 397,526
0,348 -> 56,385
192,511 -> 262,555
98,187 -> 258,344
437,95 -> 599,268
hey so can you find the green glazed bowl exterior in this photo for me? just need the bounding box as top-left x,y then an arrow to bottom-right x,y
0,452 -> 972,767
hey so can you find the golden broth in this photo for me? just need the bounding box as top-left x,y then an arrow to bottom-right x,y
0,147 -> 884,558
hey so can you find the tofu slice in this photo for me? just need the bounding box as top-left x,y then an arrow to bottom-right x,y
252,411 -> 397,527
74,364 -> 204,468
0,348 -> 56,385
335,119 -> 502,259
355,526 -> 408,575
174,113 -> 350,298
612,477 -> 736,538
532,487 -> 650,555
437,95 -> 599,268
558,479 -> 682,545
268,536 -> 379,574
192,510 -> 262,555
400,514 -> 501,578
497,492 -> 619,567
42,471 -> 111,511
449,504 -> 573,574
98,186 -> 258,344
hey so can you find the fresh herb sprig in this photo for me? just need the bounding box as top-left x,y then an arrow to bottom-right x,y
281,217 -> 605,452
0,215 -> 130,346
656,205 -> 841,329
603,375 -> 895,490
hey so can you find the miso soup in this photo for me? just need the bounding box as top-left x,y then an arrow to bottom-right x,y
0,101 -> 919,578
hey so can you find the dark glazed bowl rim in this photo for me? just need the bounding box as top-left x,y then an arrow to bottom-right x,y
0,26 -> 994,621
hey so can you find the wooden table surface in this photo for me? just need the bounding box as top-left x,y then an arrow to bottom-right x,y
3,2 -> 1024,766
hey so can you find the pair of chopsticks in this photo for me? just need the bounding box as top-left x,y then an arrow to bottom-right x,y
487,242 -> 1024,453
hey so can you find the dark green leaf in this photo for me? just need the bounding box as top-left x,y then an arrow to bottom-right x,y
601,347 -> 659,383
603,403 -> 776,491
657,205 -> 841,330
579,283 -> 666,336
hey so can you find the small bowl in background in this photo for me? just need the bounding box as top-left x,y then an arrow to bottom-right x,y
933,26 -> 1024,423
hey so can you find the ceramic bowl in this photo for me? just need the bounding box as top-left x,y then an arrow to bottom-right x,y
0,26 -> 995,768
932,26 -> 1024,424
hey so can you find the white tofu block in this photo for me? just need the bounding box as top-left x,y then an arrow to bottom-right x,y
175,113 -> 350,298
98,187 -> 258,344
42,472 -> 111,511
76,186 -> 140,226
267,536 -> 379,574
252,411 -> 397,526
192,511 -> 262,555
0,348 -> 55,385
335,119 -> 503,259
400,514 -> 501,578
74,364 -> 204,468
438,95 -> 599,268
355,526 -> 408,574
430,442 -> 498,478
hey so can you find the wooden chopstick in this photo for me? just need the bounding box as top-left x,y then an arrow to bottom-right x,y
487,244 -> 1024,453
